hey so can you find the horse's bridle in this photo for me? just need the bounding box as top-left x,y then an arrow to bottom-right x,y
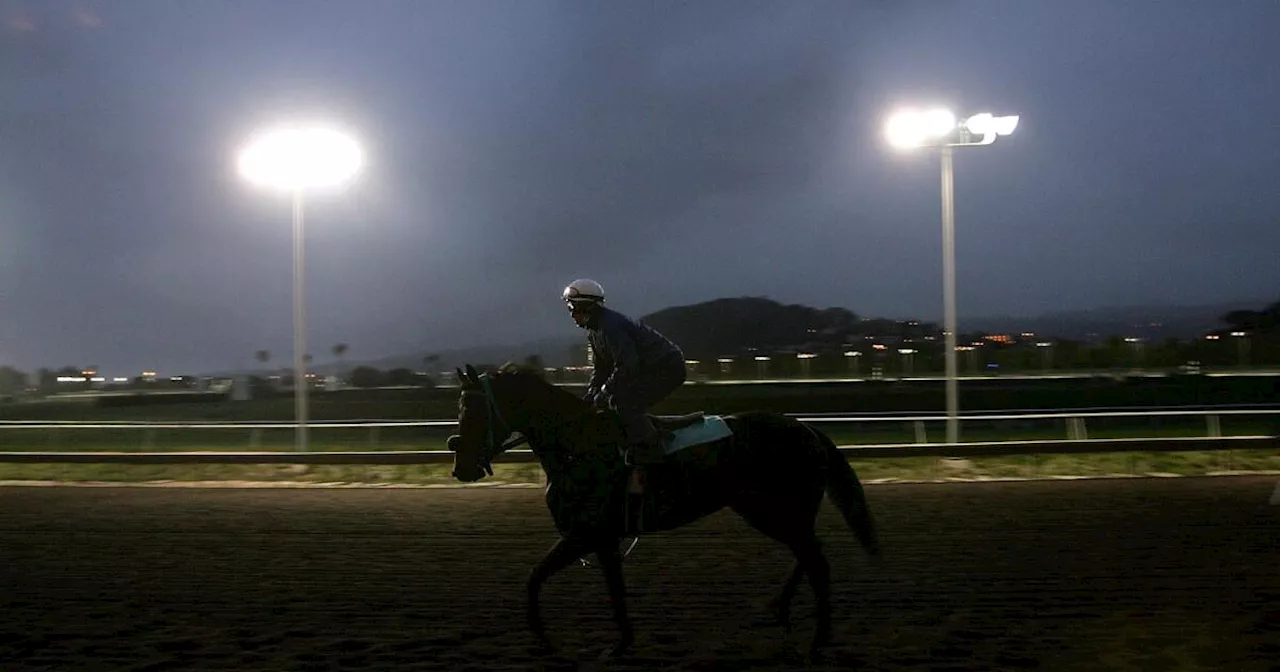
458,372 -> 612,474
457,371 -> 641,566
457,374 -> 521,476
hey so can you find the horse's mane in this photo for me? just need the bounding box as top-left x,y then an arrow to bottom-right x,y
496,361 -> 547,380
494,361 -> 583,405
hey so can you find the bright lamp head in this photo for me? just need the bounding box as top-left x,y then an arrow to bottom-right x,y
963,113 -> 1019,139
237,125 -> 363,191
884,108 -> 957,149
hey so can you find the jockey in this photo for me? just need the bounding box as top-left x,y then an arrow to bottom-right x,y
563,279 -> 686,514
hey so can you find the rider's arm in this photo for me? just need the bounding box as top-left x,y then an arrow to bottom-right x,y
585,336 -> 607,399
600,323 -> 639,399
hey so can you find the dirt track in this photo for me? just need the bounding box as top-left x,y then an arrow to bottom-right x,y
2,477 -> 1278,671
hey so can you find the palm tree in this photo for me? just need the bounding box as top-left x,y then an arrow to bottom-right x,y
332,343 -> 349,386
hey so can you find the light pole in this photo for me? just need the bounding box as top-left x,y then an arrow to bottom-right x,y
755,356 -> 771,380
1125,337 -> 1144,371
1230,331 -> 1250,368
844,350 -> 862,377
797,352 -> 816,379
1036,341 -> 1053,374
885,108 -> 1019,443
237,124 -> 363,452
898,348 -> 916,377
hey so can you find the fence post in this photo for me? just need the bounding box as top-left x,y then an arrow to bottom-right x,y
1206,414 -> 1221,438
1067,417 -> 1089,441
249,429 -> 262,449
913,421 -> 928,444
369,426 -> 380,449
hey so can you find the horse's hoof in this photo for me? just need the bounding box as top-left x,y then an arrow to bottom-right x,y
761,598 -> 791,630
530,632 -> 559,655
808,626 -> 833,656
600,637 -> 633,660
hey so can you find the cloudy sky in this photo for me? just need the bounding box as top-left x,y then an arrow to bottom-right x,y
2,1 -> 1278,375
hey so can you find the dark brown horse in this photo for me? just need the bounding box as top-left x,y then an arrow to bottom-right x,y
448,363 -> 880,657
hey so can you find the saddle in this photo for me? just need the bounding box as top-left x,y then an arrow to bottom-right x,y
648,411 -> 705,432
625,412 -> 730,535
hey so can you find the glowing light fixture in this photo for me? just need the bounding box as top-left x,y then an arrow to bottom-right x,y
237,125 -> 363,191
236,122 -> 364,453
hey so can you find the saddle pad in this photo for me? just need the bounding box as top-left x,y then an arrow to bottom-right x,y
664,415 -> 732,455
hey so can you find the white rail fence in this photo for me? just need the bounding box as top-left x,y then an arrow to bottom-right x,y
0,409 -> 1275,464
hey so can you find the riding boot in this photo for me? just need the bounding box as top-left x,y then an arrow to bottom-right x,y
628,432 -> 665,534
628,468 -> 646,534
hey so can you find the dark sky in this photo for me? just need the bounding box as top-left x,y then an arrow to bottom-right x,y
3,1 -> 1278,376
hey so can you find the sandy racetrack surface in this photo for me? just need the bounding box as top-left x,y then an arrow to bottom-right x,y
3,477 -> 1278,671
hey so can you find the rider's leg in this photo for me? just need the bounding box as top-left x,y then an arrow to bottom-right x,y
617,362 -> 688,532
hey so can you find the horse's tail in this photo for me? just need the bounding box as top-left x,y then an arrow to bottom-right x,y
811,425 -> 881,558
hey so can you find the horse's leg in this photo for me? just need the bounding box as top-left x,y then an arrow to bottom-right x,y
766,561 -> 805,630
785,533 -> 833,654
593,541 -> 634,658
527,536 -> 589,652
731,494 -> 830,648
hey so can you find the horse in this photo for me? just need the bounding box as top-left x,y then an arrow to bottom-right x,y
448,363 -> 881,658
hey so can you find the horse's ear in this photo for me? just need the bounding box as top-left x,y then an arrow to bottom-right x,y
465,364 -> 479,382
455,367 -> 465,383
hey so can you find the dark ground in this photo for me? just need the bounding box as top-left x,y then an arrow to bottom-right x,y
2,477 -> 1277,671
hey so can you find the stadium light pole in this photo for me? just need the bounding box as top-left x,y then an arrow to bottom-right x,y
884,109 -> 1019,444
237,124 -> 363,452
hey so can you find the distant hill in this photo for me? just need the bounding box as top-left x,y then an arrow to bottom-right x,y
641,297 -> 878,358
212,298 -> 1270,377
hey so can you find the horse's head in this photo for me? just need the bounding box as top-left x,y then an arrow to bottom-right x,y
448,364 -> 516,483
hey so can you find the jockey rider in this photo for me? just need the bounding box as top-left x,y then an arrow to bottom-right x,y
563,279 -> 687,507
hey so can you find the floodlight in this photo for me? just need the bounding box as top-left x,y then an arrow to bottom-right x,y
237,126 -> 363,191
884,108 -> 957,149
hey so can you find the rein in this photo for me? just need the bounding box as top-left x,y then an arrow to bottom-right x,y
466,374 -> 593,465
458,375 -> 513,476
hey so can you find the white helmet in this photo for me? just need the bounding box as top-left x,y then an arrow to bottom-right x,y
562,278 -> 606,304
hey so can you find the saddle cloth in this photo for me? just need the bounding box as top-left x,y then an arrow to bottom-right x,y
659,414 -> 732,455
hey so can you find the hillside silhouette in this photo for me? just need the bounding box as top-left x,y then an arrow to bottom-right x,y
640,297 -> 931,359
